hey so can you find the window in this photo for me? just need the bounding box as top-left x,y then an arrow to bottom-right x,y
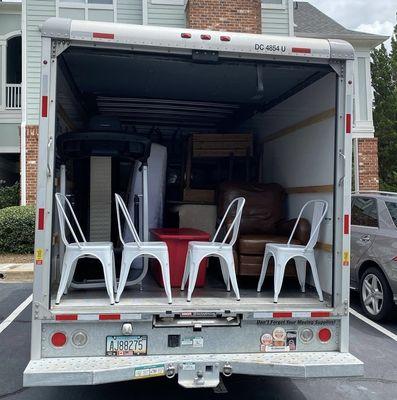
58,0 -> 115,22
386,202 -> 397,228
351,197 -> 378,227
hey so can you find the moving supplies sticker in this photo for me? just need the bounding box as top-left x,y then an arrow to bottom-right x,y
343,251 -> 350,266
35,248 -> 44,265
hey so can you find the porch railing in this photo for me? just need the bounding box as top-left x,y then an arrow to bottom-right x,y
5,84 -> 22,109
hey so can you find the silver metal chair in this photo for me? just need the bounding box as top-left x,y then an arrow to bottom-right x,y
55,193 -> 116,305
257,199 -> 328,303
114,193 -> 172,304
181,197 -> 246,302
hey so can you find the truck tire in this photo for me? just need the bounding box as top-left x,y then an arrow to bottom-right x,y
359,267 -> 394,321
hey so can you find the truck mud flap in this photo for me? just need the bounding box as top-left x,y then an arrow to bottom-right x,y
24,352 -> 363,387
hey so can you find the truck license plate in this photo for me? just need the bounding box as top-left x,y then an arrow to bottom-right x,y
106,335 -> 147,356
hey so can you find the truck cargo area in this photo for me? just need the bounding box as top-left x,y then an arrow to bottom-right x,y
50,45 -> 337,313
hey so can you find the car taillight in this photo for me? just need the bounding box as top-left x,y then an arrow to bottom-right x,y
318,328 -> 332,343
51,332 -> 67,347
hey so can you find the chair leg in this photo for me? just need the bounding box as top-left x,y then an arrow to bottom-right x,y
56,255 -> 74,304
224,251 -> 240,301
273,255 -> 287,303
112,252 -> 117,294
158,252 -> 173,304
219,257 -> 230,291
99,251 -> 115,305
116,252 -> 135,303
295,257 -> 307,293
187,252 -> 202,302
257,251 -> 271,292
64,258 -> 78,295
307,254 -> 324,302
181,249 -> 191,291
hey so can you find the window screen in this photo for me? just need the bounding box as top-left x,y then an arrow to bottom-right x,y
351,197 -> 378,227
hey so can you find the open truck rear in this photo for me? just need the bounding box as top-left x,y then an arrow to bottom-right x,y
23,18 -> 362,388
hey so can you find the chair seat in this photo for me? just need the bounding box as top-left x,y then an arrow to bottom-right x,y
68,242 -> 113,249
266,243 -> 312,253
239,234 -> 301,255
188,241 -> 232,251
124,241 -> 168,249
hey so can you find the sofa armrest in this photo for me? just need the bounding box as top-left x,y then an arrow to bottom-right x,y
276,218 -> 311,245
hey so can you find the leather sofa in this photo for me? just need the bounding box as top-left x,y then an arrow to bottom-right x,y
217,182 -> 311,277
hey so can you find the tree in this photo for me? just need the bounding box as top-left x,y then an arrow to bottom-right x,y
371,24 -> 397,191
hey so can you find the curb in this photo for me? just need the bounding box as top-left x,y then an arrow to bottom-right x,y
0,264 -> 34,282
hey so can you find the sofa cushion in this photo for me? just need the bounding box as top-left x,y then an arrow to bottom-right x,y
217,182 -> 286,235
239,234 -> 301,255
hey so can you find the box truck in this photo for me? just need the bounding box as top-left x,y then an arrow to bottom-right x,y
24,18 -> 363,388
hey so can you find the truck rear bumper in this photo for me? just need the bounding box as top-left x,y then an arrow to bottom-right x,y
24,352 -> 363,387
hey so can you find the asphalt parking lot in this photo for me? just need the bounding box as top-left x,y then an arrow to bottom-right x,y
1,282 -> 397,400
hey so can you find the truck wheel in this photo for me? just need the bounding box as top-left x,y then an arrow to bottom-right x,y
359,267 -> 393,321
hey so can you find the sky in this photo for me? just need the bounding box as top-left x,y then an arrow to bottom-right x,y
305,0 -> 395,49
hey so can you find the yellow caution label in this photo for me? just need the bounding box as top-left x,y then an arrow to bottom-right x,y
343,251 -> 350,266
35,248 -> 44,265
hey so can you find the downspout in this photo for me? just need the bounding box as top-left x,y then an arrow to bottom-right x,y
20,0 -> 27,205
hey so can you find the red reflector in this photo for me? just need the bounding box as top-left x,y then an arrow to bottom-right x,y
201,34 -> 211,40
99,314 -> 120,320
292,47 -> 311,54
346,113 -> 352,134
273,312 -> 293,318
220,36 -> 231,42
344,214 -> 350,235
41,96 -> 48,118
55,314 -> 78,321
318,328 -> 332,342
51,332 -> 67,347
181,33 -> 192,39
311,311 -> 330,318
93,32 -> 114,39
38,208 -> 45,230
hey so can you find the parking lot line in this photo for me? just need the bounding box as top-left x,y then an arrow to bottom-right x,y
350,307 -> 397,342
0,294 -> 32,334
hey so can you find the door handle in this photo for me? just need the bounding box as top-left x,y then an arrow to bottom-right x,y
360,234 -> 371,243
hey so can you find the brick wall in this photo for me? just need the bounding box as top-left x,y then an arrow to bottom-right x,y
186,0 -> 261,33
25,125 -> 39,205
358,138 -> 379,191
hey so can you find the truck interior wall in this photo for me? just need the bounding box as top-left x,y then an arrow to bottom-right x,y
242,73 -> 336,294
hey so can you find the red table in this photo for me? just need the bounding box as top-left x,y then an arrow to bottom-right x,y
150,228 -> 210,288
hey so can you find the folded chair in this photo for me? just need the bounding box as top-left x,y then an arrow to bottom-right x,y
181,197 -> 246,302
55,193 -> 116,305
257,200 -> 328,303
114,193 -> 172,304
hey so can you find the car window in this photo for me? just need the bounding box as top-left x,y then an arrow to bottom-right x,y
351,197 -> 378,227
386,202 -> 397,228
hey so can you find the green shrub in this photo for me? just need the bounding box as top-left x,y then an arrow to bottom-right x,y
0,205 -> 35,254
0,182 -> 20,209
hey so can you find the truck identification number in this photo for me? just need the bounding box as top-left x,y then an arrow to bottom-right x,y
255,44 -> 286,53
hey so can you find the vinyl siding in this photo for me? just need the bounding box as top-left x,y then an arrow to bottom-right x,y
262,8 -> 291,36
117,0 -> 143,25
0,123 -> 20,148
26,0 -> 56,125
0,14 -> 21,36
147,1 -> 186,28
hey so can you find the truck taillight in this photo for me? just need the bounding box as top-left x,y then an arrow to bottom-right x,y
220,36 -> 231,42
201,34 -> 211,40
181,33 -> 191,39
318,328 -> 332,343
51,332 -> 67,347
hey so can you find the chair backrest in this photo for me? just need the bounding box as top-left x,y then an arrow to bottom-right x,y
55,193 -> 87,249
115,193 -> 142,247
213,197 -> 246,248
287,200 -> 328,250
